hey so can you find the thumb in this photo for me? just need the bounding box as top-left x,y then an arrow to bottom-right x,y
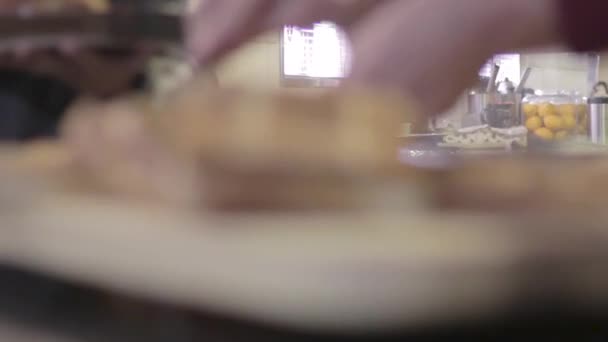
186,0 -> 276,66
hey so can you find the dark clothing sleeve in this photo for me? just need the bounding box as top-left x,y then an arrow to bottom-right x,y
0,70 -> 147,142
559,0 -> 608,51
0,71 -> 77,142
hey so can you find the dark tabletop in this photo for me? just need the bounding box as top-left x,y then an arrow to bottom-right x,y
0,265 -> 607,342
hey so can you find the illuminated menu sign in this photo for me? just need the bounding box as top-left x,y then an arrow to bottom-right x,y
282,22 -> 351,79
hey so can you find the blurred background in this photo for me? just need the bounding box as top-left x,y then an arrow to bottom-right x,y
3,1 -> 608,341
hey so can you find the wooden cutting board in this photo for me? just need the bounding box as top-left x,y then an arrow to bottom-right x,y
3,179 -> 608,333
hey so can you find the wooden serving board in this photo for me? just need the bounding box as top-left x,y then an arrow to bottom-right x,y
3,180 -> 608,333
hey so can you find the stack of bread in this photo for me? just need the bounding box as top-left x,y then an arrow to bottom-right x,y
8,83 -> 424,212
9,83 -> 608,215
7,70 -> 608,216
434,154 -> 608,215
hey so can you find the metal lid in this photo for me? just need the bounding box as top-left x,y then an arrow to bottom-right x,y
590,82 -> 608,104
589,96 -> 608,104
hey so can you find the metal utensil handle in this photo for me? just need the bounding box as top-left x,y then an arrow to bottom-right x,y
487,64 -> 500,93
516,67 -> 532,93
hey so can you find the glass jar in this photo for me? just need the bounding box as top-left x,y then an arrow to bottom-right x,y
522,93 -> 588,141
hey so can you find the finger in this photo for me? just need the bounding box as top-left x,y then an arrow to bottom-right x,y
264,0 -> 340,28
349,0 -> 490,117
185,0 -> 382,66
264,0 -> 380,30
186,0 -> 276,66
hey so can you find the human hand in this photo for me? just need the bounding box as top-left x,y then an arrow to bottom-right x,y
187,0 -> 560,116
186,0 -> 380,65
